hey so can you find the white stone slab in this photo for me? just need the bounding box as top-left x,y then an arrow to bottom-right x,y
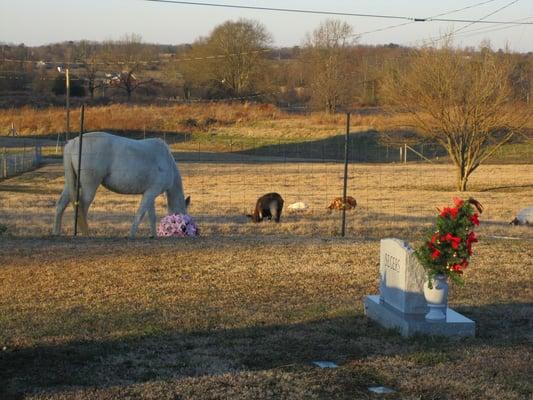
379,238 -> 427,315
364,295 -> 475,337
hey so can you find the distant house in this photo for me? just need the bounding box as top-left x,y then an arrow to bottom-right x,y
104,72 -> 137,87
36,61 -> 54,70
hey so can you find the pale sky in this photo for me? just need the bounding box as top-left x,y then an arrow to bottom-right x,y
1,0 -> 532,51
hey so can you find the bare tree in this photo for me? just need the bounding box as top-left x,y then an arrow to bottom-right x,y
303,19 -> 357,113
180,19 -> 272,98
103,34 -> 156,100
76,41 -> 104,99
382,42 -> 527,191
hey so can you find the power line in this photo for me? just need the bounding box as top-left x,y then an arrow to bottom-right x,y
144,0 -> 411,21
455,16 -> 533,39
420,14 -> 533,44
452,0 -> 521,34
143,0 -> 533,25
352,0 -> 502,39
429,0 -> 522,44
427,0 -> 500,20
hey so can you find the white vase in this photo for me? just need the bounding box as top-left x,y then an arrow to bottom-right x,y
423,274 -> 448,321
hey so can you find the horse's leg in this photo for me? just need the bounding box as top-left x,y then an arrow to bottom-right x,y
52,189 -> 69,235
147,203 -> 157,238
76,177 -> 99,236
130,191 -> 158,238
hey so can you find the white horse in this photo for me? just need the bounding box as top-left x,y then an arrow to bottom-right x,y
53,132 -> 190,237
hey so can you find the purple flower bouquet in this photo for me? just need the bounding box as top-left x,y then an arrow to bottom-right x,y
157,214 -> 199,237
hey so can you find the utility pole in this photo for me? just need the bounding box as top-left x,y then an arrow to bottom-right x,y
66,68 -> 70,141
57,66 -> 71,142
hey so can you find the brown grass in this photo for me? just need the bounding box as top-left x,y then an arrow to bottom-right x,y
0,103 -> 428,140
0,161 -> 532,399
1,160 -> 531,238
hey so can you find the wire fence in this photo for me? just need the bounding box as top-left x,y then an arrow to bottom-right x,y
8,128 -> 526,238
0,145 -> 42,180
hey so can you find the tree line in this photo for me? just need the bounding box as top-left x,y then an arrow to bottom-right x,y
3,18 -> 529,110
1,18 -> 531,191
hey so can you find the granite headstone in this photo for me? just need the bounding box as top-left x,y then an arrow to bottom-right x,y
364,238 -> 475,337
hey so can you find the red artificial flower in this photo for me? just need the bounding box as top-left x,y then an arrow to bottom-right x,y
469,213 -> 480,226
449,207 -> 459,219
443,233 -> 462,249
453,197 -> 465,207
466,231 -> 478,245
466,232 -> 478,255
418,198 -> 481,283
440,207 -> 458,219
451,264 -> 464,274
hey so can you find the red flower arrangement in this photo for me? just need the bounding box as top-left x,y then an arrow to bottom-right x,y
415,197 -> 483,287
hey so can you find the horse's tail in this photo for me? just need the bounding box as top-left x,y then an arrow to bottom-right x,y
64,139 -> 89,233
63,140 -> 78,205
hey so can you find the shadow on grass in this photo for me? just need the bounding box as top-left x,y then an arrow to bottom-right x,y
1,301 -> 531,399
235,130 -> 447,164
479,183 -> 533,192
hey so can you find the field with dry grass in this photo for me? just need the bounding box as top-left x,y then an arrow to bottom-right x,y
0,103 -> 348,139
1,159 -> 532,399
2,104 -> 532,167
2,102 -> 519,143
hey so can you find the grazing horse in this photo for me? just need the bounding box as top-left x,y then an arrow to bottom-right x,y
53,132 -> 190,237
247,192 -> 284,223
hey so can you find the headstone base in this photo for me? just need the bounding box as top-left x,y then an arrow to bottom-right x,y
364,295 -> 475,337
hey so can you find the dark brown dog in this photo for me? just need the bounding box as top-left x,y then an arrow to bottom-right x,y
247,192 -> 284,223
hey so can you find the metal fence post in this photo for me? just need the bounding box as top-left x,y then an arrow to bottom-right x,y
74,105 -> 85,236
341,112 -> 350,237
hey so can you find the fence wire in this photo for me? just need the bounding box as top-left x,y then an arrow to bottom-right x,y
0,146 -> 41,179
0,129 -> 531,238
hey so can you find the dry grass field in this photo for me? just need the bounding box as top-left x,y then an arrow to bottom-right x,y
6,103 -> 531,143
1,159 -> 532,399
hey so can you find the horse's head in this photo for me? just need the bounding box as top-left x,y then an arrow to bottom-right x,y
167,176 -> 191,215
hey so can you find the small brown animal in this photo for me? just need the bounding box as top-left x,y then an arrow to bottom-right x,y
327,196 -> 357,211
247,192 -> 284,223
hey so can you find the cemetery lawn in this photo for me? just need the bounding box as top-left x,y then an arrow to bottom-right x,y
1,236 -> 531,400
